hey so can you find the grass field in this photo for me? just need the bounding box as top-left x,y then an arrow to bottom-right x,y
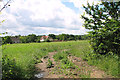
2,40 -> 119,79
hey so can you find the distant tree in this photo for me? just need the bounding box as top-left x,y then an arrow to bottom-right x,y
35,36 -> 41,43
20,36 -> 27,43
15,35 -> 19,38
45,38 -> 51,42
48,34 -> 56,39
78,35 -> 82,40
69,34 -> 75,40
59,34 -> 68,41
56,35 -> 60,40
2,36 -> 12,44
19,34 -> 90,43
27,34 -> 37,42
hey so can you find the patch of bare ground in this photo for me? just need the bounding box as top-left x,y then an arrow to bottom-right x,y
68,56 -> 113,78
35,51 -> 68,78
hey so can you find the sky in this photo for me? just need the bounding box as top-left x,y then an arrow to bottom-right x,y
0,0 -> 101,36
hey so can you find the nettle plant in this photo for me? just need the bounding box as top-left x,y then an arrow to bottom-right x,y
81,1 -> 120,55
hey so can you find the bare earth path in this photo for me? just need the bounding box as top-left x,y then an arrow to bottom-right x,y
35,51 -> 66,78
68,56 -> 112,78
35,50 -> 112,79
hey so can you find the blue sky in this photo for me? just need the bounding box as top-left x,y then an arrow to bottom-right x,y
0,0 -> 100,36
62,2 -> 80,13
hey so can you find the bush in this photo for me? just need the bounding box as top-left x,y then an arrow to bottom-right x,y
81,2 -> 120,55
2,36 -> 13,44
2,55 -> 23,80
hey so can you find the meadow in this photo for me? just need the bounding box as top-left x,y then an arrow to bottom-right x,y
2,40 -> 119,79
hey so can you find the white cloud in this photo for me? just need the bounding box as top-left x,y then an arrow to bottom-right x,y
69,0 -> 101,15
69,0 -> 101,8
0,0 -> 90,36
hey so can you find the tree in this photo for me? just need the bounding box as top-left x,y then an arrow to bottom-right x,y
19,34 -> 37,43
35,36 -> 41,43
2,36 -> 12,44
69,34 -> 74,40
81,1 -> 120,55
27,34 -> 37,42
48,34 -> 56,39
59,34 -> 69,41
20,36 -> 27,43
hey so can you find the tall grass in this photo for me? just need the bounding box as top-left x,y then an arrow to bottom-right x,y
2,41 -> 84,79
67,41 -> 119,77
2,40 -> 120,79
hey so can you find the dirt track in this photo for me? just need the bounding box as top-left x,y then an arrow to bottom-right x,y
35,50 -> 112,79
68,56 -> 112,78
35,51 -> 65,78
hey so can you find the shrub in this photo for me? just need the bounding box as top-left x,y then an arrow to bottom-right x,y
2,55 -> 23,80
81,2 -> 120,55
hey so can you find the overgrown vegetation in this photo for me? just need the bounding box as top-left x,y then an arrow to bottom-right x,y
81,1 -> 120,55
2,41 -> 75,79
80,1 -> 120,77
2,40 -> 120,79
2,55 -> 24,80
53,50 -> 90,78
68,41 -> 119,77
47,59 -> 53,68
53,51 -> 75,69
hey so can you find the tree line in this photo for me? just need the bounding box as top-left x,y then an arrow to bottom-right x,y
2,34 -> 90,44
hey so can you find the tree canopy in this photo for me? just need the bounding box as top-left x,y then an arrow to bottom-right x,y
81,1 -> 120,55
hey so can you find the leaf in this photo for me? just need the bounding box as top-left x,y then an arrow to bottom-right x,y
2,20 -> 5,23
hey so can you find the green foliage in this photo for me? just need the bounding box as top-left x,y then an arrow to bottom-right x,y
48,34 -> 56,39
60,58 -> 74,69
33,54 -> 42,64
35,36 -> 41,43
81,1 -> 120,55
47,59 -> 53,68
86,53 -> 119,77
44,38 -> 51,42
55,34 -> 90,41
53,52 -> 67,61
53,51 -> 74,69
2,55 -> 23,80
20,34 -> 37,43
2,34 -> 90,44
2,40 -> 119,78
20,36 -> 27,43
69,41 -> 119,77
27,34 -> 37,42
2,36 -> 12,44
2,41 -> 75,79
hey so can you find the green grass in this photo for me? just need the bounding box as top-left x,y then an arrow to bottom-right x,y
53,51 -> 75,69
47,59 -> 53,68
2,41 -> 87,79
66,41 -> 119,78
2,40 -> 120,79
